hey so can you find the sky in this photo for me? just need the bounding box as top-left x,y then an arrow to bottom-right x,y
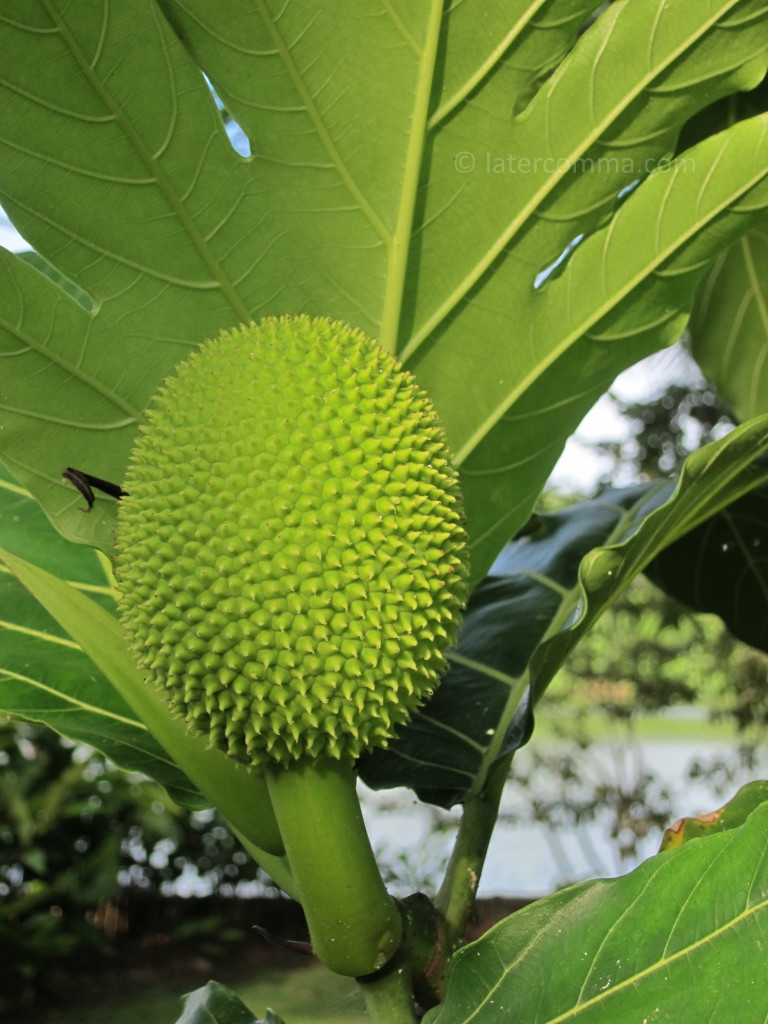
551,343 -> 705,492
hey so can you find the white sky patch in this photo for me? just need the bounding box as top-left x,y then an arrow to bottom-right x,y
0,210 -> 27,252
549,342 -> 708,492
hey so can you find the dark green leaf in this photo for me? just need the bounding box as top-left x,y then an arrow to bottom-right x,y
0,543 -> 287,858
424,802 -> 768,1024
364,418 -> 768,805
0,463 -> 113,605
174,980 -> 274,1024
359,485 -> 663,807
531,416 -> 768,703
645,481 -> 768,653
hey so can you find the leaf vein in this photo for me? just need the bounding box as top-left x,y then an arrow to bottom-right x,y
0,667 -> 146,729
40,0 -> 251,321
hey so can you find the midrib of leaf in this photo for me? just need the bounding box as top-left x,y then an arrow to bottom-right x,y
542,897 -> 768,1023
0,475 -> 28,498
380,0 -> 443,354
0,617 -> 80,649
0,563 -> 115,596
447,651 -> 519,690
253,0 -> 390,247
427,0 -> 551,128
417,709 -> 485,753
400,0 -> 744,363
41,0 -> 251,322
460,828 -> 768,1024
452,129 -> 768,465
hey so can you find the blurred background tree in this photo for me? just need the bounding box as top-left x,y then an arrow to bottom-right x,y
512,351 -> 767,886
0,718 -> 273,1012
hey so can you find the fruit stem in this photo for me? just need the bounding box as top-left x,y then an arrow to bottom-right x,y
265,759 -> 402,977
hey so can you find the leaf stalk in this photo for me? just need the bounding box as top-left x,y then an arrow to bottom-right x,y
435,754 -> 512,950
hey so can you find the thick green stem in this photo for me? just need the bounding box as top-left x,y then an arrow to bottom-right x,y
435,755 -> 512,949
357,950 -> 419,1024
265,759 -> 402,977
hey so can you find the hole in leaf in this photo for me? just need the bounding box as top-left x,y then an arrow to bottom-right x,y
618,178 -> 640,200
205,76 -> 251,158
0,208 -> 28,252
534,233 -> 585,289
533,175 -> 643,291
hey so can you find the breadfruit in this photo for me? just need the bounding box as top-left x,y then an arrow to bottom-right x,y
115,315 -> 468,766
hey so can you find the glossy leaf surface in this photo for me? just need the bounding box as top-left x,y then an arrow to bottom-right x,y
425,802 -> 768,1024
175,981 -> 270,1024
530,416 -> 768,702
363,419 -> 768,806
645,480 -> 768,652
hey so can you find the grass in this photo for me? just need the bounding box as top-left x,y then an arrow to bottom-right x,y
40,964 -> 367,1024
534,708 -> 739,744
235,966 -> 366,1023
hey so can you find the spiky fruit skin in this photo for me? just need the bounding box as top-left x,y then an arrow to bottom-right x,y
115,315 -> 468,767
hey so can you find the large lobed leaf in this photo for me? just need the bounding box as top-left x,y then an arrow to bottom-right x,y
2,0 -> 768,832
424,799 -> 768,1024
0,2 -> 766,587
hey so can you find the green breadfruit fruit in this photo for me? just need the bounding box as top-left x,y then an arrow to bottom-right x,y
116,315 -> 469,767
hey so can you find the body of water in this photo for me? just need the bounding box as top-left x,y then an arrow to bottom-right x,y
360,733 -> 766,898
